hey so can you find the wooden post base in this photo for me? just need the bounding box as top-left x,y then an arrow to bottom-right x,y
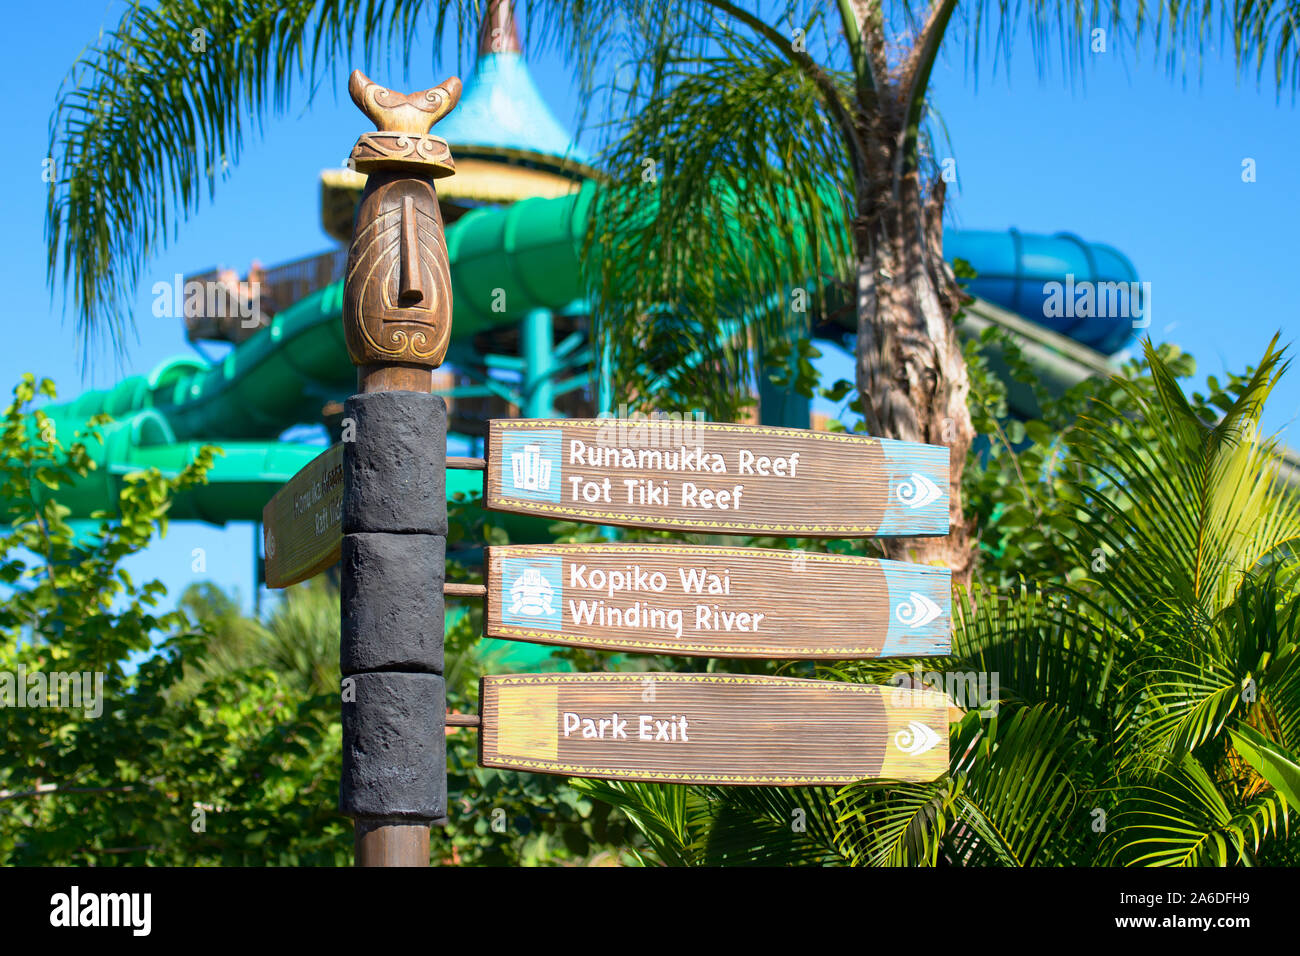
359,363 -> 434,393
354,820 -> 431,867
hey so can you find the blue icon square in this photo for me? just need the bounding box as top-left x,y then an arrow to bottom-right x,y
499,430 -> 562,503
500,555 -> 563,631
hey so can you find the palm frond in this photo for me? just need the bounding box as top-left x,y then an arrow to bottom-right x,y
833,778 -> 952,866
1068,337 -> 1300,621
44,0 -> 645,356
259,579 -> 341,697
1111,516 -> 1300,778
1222,0 -> 1300,92
567,779 -> 712,866
945,703 -> 1081,866
835,706 -> 1081,866
952,581 -> 1118,729
586,18 -> 855,420
956,0 -> 1300,96
698,785 -> 845,865
1229,724 -> 1300,808
1109,753 -> 1289,865
48,0 -> 422,354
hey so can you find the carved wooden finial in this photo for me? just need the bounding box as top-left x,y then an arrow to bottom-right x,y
345,71 -> 462,177
348,70 -> 463,135
342,71 -> 463,391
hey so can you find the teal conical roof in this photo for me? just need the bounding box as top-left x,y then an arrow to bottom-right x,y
435,0 -> 591,172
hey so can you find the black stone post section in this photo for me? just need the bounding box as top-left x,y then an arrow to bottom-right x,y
340,392 -> 449,837
342,391 -> 448,535
341,672 -> 446,818
342,533 -> 445,673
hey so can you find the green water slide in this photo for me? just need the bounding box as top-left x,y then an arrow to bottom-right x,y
33,177 -> 1133,526
31,186 -> 602,669
35,183 -> 601,524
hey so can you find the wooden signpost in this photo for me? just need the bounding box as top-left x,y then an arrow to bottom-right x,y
485,543 -> 951,658
478,673 -> 953,785
484,418 -> 949,537
336,69 -> 463,867
262,443 -> 344,589
252,59 -> 964,867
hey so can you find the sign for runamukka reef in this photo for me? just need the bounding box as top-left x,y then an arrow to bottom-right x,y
478,673 -> 953,785
484,543 -> 951,658
484,418 -> 949,537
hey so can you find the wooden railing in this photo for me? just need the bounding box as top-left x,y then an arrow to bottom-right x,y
183,248 -> 349,343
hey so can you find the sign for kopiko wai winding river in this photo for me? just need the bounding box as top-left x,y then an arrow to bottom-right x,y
485,543 -> 951,658
478,673 -> 955,785
485,418 -> 949,536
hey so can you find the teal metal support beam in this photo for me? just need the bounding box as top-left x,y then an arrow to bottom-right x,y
483,354 -> 526,372
756,324 -> 811,430
522,307 -> 556,418
553,330 -> 585,360
596,336 -> 614,417
758,374 -> 811,429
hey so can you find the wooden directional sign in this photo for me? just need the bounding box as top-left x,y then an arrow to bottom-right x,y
485,543 -> 950,658
484,418 -> 949,537
262,443 -> 344,588
479,673 -> 953,785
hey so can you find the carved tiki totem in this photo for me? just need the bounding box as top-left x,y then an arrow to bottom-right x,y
344,70 -> 462,392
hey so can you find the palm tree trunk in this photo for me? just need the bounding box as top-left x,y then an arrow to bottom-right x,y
855,174 -> 976,583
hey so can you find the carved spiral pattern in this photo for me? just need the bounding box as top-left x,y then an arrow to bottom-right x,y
350,133 -> 454,174
344,187 -> 452,366
348,70 -> 462,134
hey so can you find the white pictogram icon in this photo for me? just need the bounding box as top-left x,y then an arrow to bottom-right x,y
509,567 -> 555,616
510,443 -> 552,492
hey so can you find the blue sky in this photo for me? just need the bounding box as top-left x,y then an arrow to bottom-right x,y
1,1 -> 1296,615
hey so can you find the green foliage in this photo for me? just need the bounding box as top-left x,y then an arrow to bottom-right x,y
586,6 -> 855,422
0,374 -> 233,863
9,329 -> 1299,868
571,779 -> 842,865
0,377 -> 639,865
584,338 -> 1300,866
7,332 -> 1299,867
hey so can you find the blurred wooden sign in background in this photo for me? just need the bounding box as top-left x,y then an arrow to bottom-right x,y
262,443 -> 344,588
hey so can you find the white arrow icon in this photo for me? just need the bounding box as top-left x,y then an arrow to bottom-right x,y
893,720 -> 941,755
895,472 -> 942,509
895,591 -> 942,629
